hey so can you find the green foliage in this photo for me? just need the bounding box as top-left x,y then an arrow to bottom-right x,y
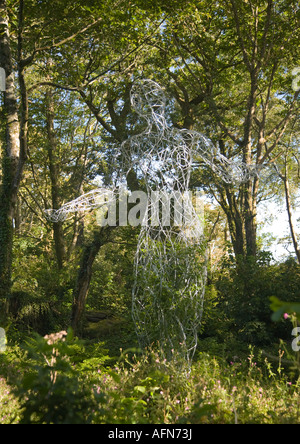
101,348 -> 194,424
213,254 -> 300,346
270,297 -> 300,323
12,330 -> 100,424
0,376 -> 20,424
134,239 -> 206,356
2,340 -> 300,424
88,229 -> 137,314
1,0 -> 300,426
186,350 -> 300,424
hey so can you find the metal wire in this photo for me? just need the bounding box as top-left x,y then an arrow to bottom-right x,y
44,189 -> 117,223
44,79 -> 261,365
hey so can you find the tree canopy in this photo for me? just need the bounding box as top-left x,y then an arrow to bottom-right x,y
0,0 -> 299,336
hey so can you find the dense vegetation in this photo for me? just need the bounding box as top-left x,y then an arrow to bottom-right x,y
0,0 -> 300,424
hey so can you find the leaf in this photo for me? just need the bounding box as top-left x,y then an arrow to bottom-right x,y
270,296 -> 300,322
134,385 -> 146,394
107,370 -> 121,384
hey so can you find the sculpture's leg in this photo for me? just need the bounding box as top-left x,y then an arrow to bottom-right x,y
132,230 -> 207,365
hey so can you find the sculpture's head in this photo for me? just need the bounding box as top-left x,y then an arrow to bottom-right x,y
131,79 -> 166,124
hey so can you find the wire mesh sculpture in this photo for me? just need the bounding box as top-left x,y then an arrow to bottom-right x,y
120,80 -> 262,364
44,189 -> 117,223
45,79 -> 260,365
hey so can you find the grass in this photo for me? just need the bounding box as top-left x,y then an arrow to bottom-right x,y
187,351 -> 300,424
0,377 -> 20,424
0,337 -> 300,424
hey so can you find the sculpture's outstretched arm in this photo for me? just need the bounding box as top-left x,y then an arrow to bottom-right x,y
44,188 -> 117,223
191,132 -> 260,184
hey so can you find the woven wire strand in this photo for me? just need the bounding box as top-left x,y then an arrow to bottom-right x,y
44,79 -> 261,365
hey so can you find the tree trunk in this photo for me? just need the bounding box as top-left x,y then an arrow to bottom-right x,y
71,226 -> 114,335
283,169 -> 300,264
0,0 -> 21,307
0,0 -> 28,314
244,179 -> 257,258
218,186 -> 246,258
46,89 -> 66,269
242,68 -> 259,259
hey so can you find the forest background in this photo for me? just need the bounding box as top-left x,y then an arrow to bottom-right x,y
0,0 -> 300,424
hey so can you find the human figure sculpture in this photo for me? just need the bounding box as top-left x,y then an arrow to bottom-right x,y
120,79 -> 259,363
45,79 -> 258,364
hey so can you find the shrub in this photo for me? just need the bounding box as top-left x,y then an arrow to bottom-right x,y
215,255 -> 300,346
6,334 -> 300,424
12,330 -> 100,424
0,377 -> 20,424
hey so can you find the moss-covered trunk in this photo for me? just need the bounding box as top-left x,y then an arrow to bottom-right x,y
0,0 -> 28,313
0,0 -> 20,310
71,226 -> 114,335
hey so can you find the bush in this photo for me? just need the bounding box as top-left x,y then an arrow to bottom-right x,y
4,332 -> 300,424
0,377 -> 20,424
214,255 -> 300,346
12,330 -> 101,424
184,349 -> 300,424
98,348 -> 194,424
